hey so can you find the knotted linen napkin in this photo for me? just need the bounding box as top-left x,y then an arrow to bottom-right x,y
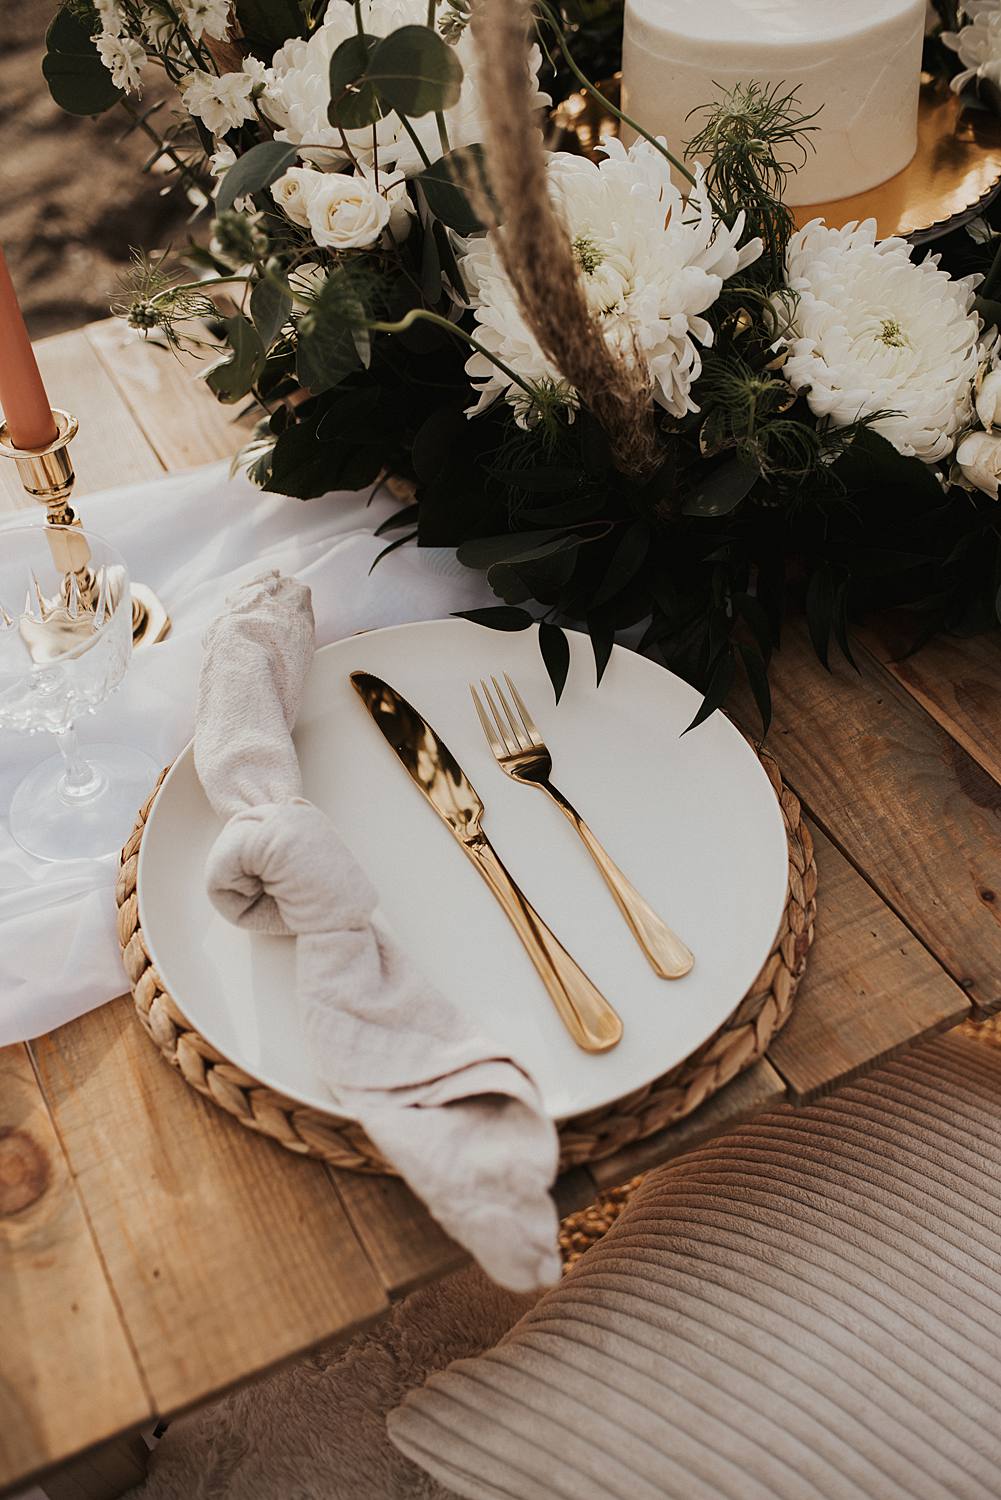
194,571 -> 561,1292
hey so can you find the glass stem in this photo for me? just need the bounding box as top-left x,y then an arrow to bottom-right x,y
55,725 -> 105,802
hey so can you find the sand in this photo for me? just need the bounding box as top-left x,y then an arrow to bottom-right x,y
0,2 -> 193,338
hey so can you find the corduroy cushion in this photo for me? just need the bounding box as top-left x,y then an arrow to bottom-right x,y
389,1032 -> 1001,1500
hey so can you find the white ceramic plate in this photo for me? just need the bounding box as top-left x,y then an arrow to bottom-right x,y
138,619 -> 789,1120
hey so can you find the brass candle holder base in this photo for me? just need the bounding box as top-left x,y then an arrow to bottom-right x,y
0,409 -> 171,649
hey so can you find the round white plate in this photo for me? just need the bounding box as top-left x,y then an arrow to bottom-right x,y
138,619 -> 789,1121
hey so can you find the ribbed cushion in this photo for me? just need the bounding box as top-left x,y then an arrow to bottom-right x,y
389,1032 -> 1001,1500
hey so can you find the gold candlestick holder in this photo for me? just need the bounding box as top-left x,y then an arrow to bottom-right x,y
0,408 -> 170,648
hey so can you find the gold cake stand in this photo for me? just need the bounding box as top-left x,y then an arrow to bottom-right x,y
552,73 -> 1001,243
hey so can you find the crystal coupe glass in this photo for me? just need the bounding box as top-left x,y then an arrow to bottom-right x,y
0,524 -> 157,861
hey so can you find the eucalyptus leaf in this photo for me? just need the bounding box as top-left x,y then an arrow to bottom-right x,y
43,8 -> 121,115
416,145 -> 487,234
217,141 -> 299,213
370,530 -> 418,572
682,457 -> 758,518
204,315 -> 266,404
367,25 -> 463,118
683,649 -> 735,734
590,521 -> 650,609
538,622 -> 570,704
454,606 -> 535,631
328,32 -> 386,130
250,267 -> 292,347
587,614 -> 615,686
374,502 -> 420,537
737,644 -> 772,735
805,562 -> 846,671
457,530 -> 566,569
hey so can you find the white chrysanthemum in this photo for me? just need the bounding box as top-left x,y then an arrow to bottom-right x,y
262,0 -> 548,174
462,139 -> 762,421
96,32 -> 146,94
943,2 -> 1001,92
777,219 -> 981,463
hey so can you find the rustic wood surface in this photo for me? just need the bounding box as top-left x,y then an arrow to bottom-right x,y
2,319 -> 998,1495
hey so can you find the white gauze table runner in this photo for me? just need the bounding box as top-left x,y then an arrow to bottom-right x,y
0,462 -> 491,1046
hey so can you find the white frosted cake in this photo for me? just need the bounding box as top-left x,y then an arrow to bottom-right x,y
621,0 -> 926,204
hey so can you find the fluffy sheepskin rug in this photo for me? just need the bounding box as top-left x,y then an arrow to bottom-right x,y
131,1266 -> 538,1500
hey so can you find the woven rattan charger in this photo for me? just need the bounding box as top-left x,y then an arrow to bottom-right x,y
116,744 -> 815,1174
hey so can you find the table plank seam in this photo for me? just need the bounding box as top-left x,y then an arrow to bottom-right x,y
779,784 -> 978,1017
83,325 -> 173,475
24,1043 -> 159,1417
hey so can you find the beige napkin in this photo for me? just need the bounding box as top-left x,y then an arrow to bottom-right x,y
194,572 -> 561,1292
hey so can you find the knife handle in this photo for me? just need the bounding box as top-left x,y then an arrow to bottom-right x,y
465,834 -> 623,1054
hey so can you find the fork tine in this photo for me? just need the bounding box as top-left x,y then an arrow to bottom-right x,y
491,675 -> 527,751
504,673 -> 544,749
481,677 -> 517,755
470,682 -> 505,759
480,678 -> 516,756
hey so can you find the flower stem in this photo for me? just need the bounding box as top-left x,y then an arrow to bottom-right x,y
435,110 -> 452,157
367,308 -> 537,398
533,0 -> 697,187
395,111 -> 434,169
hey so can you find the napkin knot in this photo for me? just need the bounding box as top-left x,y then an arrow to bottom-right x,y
206,801 -> 378,936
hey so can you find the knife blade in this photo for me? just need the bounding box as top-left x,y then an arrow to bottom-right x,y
350,671 -> 622,1054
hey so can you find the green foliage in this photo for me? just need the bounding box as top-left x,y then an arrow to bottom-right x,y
216,142 -> 300,213
415,145 -> 488,235
43,6 -> 121,116
205,315 -> 266,403
296,267 -> 373,394
687,82 -> 819,280
328,33 -> 387,129
329,24 -> 464,126
250,265 -> 293,347
234,0 -> 307,51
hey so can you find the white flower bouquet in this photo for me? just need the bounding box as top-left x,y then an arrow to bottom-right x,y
41,0 -> 1001,724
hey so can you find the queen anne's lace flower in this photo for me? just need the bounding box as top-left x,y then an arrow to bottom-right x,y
943,2 -> 1001,92
262,0 -> 548,175
777,220 -> 981,463
463,139 -> 762,421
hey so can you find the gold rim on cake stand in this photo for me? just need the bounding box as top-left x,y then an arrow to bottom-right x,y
552,73 -> 1001,243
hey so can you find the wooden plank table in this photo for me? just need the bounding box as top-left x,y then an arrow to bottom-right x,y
0,320 -> 992,1497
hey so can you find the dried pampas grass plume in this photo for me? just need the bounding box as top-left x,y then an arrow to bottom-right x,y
468,0 -> 663,481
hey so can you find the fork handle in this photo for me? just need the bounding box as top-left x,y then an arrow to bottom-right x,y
542,782 -> 694,980
464,834 -> 622,1054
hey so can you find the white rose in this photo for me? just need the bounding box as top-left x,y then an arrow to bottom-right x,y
271,166 -> 321,227
306,172 -> 391,249
957,431 -> 1001,497
976,368 -> 1001,430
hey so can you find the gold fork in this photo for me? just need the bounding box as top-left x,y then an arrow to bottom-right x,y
470,674 -> 694,980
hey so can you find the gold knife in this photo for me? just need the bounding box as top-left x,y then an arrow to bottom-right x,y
351,671 -> 622,1054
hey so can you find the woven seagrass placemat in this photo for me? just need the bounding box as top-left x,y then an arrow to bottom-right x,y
116,746 -> 815,1174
